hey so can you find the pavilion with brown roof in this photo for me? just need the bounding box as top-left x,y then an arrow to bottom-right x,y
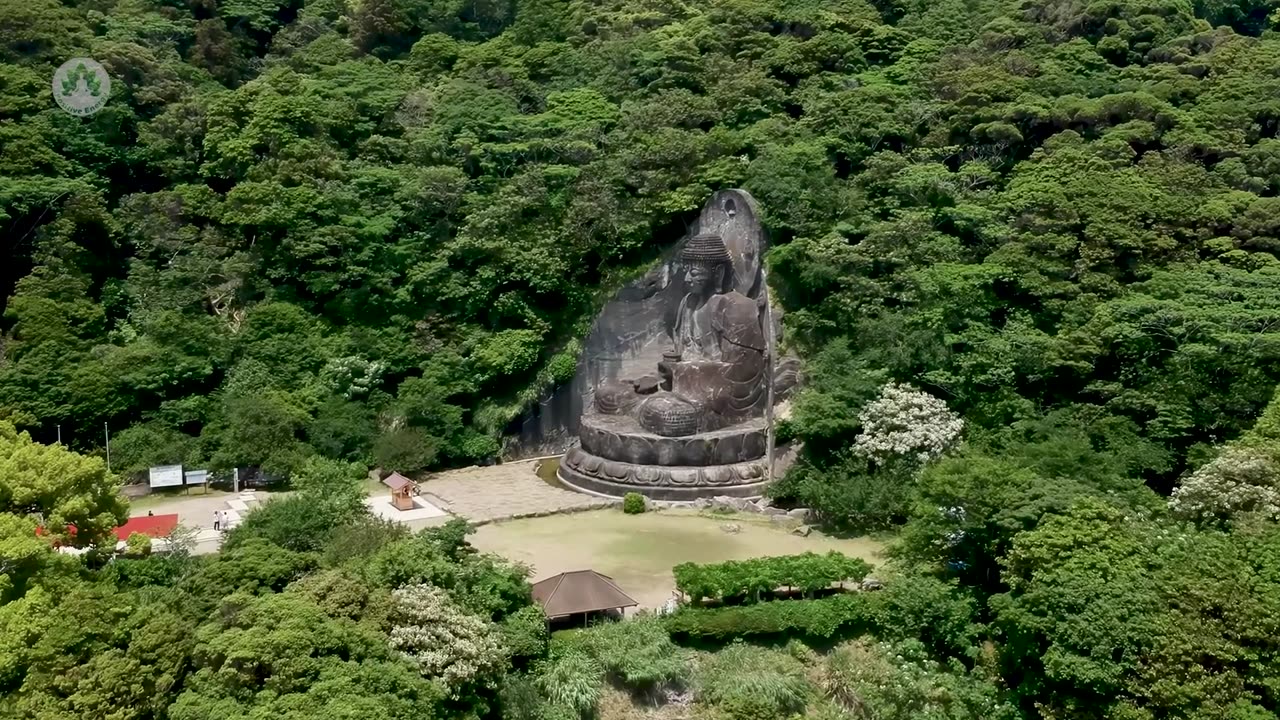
532,570 -> 639,620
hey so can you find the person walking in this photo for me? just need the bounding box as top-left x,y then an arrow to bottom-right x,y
213,509 -> 221,531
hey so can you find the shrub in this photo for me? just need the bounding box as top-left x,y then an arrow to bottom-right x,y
180,539 -> 316,613
622,492 -> 646,514
673,552 -> 873,604
103,555 -> 185,589
373,427 -> 440,474
821,638 -> 1017,720
498,673 -> 546,720
789,458 -> 916,531
538,647 -> 604,719
289,568 -> 392,623
570,615 -> 687,691
389,584 -> 508,691
870,575 -> 978,659
224,493 -> 364,554
124,532 -> 152,557
321,514 -> 410,567
853,382 -> 964,465
365,525 -> 532,620
664,594 -> 873,640
784,638 -> 818,665
503,605 -> 550,664
695,641 -> 811,719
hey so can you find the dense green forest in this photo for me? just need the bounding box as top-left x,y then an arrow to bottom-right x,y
9,0 -> 1280,484
11,0 -> 1280,718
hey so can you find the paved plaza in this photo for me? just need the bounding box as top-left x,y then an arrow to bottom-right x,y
128,458 -> 618,550
365,494 -> 449,522
418,459 -> 618,524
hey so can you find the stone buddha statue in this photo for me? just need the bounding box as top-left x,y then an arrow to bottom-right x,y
557,189 -> 794,501
593,233 -> 768,437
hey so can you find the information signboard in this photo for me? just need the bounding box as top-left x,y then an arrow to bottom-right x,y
185,469 -> 209,485
149,465 -> 183,488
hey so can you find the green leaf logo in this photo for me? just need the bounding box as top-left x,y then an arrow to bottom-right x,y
52,58 -> 111,117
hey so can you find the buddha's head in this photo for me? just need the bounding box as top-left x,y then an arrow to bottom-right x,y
680,233 -> 731,297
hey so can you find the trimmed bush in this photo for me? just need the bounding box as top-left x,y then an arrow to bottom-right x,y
665,578 -> 980,658
673,551 -> 873,604
622,492 -> 646,514
664,594 -> 874,640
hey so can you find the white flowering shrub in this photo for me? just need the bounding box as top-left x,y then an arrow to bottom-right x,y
853,382 -> 964,465
1169,447 -> 1280,523
320,355 -> 386,399
389,584 -> 508,692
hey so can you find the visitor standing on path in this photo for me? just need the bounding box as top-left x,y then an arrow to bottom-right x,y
213,509 -> 221,531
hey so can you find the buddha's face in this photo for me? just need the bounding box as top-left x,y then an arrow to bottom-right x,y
684,263 -> 722,295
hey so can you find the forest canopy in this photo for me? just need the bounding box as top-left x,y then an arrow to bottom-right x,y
6,0 -> 1280,486
11,0 -> 1280,718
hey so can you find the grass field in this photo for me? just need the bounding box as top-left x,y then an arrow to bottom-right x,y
470,508 -> 886,609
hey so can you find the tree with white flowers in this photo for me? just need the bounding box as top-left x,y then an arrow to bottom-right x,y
389,584 -> 508,694
853,383 -> 964,466
1169,447 -> 1280,524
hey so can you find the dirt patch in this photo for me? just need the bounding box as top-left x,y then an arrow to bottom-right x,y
470,509 -> 886,610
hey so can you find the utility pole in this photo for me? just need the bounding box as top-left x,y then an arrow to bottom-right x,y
56,425 -> 61,445
233,467 -> 240,494
104,421 -> 111,473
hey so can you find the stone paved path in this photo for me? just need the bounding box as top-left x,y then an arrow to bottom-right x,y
420,459 -> 617,524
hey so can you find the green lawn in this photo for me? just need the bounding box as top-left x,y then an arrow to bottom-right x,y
470,508 -> 887,610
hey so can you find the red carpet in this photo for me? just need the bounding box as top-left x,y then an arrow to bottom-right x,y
113,514 -> 179,541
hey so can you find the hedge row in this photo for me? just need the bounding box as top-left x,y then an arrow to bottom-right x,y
664,594 -> 874,639
672,551 -> 873,604
663,576 -> 981,659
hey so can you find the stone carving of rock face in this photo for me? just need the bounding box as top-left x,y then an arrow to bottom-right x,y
639,232 -> 768,435
555,189 -> 796,500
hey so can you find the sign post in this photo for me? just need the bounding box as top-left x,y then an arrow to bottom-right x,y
184,469 -> 209,495
148,465 -> 184,489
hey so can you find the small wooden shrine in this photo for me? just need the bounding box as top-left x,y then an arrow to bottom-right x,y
382,472 -> 420,511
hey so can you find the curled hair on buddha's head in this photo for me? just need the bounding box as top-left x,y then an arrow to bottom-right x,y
681,233 -> 730,265
680,233 -> 734,292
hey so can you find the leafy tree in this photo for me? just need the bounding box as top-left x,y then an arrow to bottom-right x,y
170,591 -> 443,719
0,422 -> 126,549
1170,446 -> 1280,524
993,500 -> 1280,719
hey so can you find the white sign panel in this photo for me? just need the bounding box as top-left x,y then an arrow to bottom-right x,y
149,465 -> 184,488
185,469 -> 208,485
